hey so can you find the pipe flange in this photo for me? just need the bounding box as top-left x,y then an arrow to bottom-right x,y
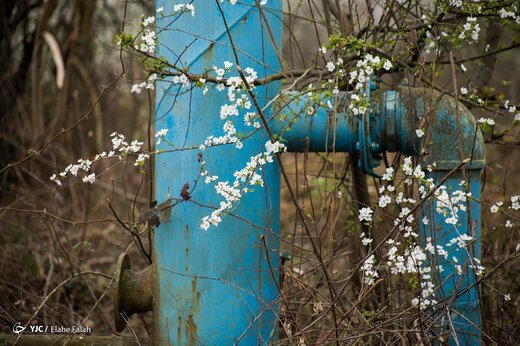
114,253 -> 131,332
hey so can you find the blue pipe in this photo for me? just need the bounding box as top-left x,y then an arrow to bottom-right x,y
272,92 -> 357,152
155,1 -> 282,344
416,90 -> 484,344
271,89 -> 417,175
273,88 -> 485,344
420,170 -> 482,344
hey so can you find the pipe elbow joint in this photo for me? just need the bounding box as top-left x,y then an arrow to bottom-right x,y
381,87 -> 485,170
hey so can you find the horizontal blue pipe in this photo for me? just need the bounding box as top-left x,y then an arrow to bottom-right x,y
270,92 -> 357,152
272,88 -> 485,170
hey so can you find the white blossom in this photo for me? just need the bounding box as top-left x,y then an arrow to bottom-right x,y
82,173 -> 96,184
359,207 -> 373,222
326,61 -> 335,72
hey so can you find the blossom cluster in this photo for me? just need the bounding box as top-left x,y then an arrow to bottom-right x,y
347,54 -> 392,116
130,4 -> 199,92
478,117 -> 495,126
499,5 -> 520,24
317,39 -> 392,116
156,3 -> 195,17
221,0 -> 268,5
359,156 -> 490,310
388,242 -> 437,309
488,195 -> 520,229
458,17 -> 480,43
136,16 -> 156,53
361,254 -> 378,286
131,73 -> 157,94
181,60 -> 288,230
449,0 -> 462,7
198,62 -> 258,150
155,128 -> 168,145
503,100 -> 520,121
434,186 -> 471,225
50,132 -> 150,187
200,140 -> 286,230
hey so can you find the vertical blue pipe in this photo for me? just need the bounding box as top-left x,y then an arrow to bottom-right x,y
273,88 -> 485,344
420,171 -> 482,345
406,89 -> 484,345
154,1 -> 282,344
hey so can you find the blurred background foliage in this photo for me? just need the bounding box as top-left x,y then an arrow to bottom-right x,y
0,0 -> 154,336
